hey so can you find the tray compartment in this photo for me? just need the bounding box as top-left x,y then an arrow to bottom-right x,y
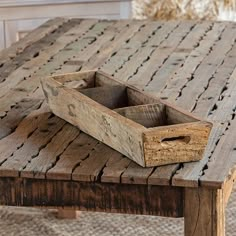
114,104 -> 166,128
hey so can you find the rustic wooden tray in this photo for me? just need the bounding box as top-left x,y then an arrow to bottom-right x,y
41,70 -> 212,167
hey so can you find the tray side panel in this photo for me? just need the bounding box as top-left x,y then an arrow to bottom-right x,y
143,122 -> 212,167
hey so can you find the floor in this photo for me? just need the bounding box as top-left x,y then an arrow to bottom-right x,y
0,187 -> 235,236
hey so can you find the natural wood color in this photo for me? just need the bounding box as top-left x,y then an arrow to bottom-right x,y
80,85 -> 127,109
165,105 -> 199,124
143,121 -> 212,166
160,22 -> 225,100
126,87 -> 158,105
200,118 -> 236,188
0,115 -> 66,177
223,177 -> 235,207
101,154 -> 130,183
0,178 -> 184,218
121,162 -> 153,184
47,133 -> 98,180
184,188 -> 225,236
57,209 -> 80,219
72,143 -> 117,182
128,21 -> 195,88
145,22 -> 213,94
0,17 -> 67,64
100,21 -> 163,76
42,70 -> 212,167
42,75 -> 146,166
148,165 -> 179,186
20,123 -> 79,179
1,19 -> 236,235
53,70 -> 96,87
0,98 -> 42,139
114,103 -> 166,127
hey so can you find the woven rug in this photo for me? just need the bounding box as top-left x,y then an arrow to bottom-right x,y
0,187 -> 235,236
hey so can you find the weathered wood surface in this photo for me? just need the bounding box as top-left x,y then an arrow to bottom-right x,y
0,178 -> 183,217
42,70 -> 211,167
184,188 -> 225,236
0,19 -> 236,189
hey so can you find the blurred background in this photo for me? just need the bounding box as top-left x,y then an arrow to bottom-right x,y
0,0 -> 235,50
133,0 -> 236,21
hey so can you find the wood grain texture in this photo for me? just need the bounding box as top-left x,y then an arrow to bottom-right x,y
42,75 -> 146,166
0,18 -> 68,65
114,103 -> 166,127
0,19 -> 235,193
143,122 -> 212,166
184,188 -> 225,236
43,70 -> 212,167
0,177 -> 184,217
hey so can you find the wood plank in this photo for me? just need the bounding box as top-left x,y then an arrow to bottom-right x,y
121,162 -> 153,184
192,48 -> 236,118
172,67 -> 236,187
145,22 -> 213,94
115,21 -> 180,81
200,118 -> 236,188
0,103 -> 50,165
0,115 -> 66,177
166,105 -> 199,124
127,21 -> 195,89
0,19 -> 102,98
160,22 -> 226,100
148,165 -> 179,186
47,133 -> 98,180
0,17 -> 67,65
223,176 -> 235,207
184,188 -> 225,236
100,21 -> 162,76
0,98 -> 42,139
0,19 -> 79,84
0,178 -> 184,217
101,155 -> 131,183
172,123 -> 227,187
72,143 -> 120,182
0,19 -> 100,119
82,20 -> 145,71
20,123 -> 80,179
208,67 -> 236,122
176,22 -> 236,111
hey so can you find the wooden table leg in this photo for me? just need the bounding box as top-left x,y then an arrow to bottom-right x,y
57,209 -> 80,219
184,188 -> 225,236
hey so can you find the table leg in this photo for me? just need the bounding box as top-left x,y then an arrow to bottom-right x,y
57,209 -> 80,219
184,188 -> 225,236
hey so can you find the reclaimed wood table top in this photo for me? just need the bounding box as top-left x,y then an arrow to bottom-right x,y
0,18 -> 236,200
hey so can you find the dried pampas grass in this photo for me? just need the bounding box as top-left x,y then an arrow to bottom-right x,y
133,0 -> 236,21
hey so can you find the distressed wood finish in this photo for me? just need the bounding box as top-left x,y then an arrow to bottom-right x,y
0,178 -> 183,217
0,18 -> 235,187
0,18 -> 236,234
42,70 -> 212,167
184,188 -> 225,236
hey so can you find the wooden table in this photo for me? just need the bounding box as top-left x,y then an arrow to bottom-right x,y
0,18 -> 235,236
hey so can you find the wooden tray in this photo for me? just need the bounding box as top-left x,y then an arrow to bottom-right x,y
41,70 -> 212,167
